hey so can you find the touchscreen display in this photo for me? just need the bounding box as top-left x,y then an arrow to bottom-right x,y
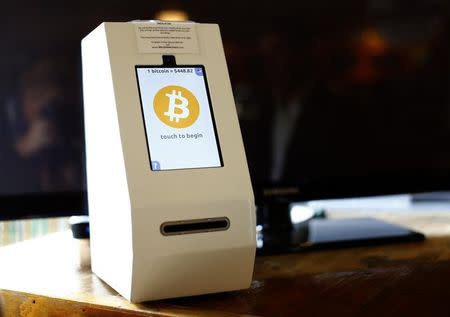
136,66 -> 223,171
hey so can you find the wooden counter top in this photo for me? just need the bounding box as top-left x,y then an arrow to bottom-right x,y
1,211 -> 450,316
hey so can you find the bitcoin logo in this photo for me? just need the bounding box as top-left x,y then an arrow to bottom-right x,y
153,85 -> 200,128
164,90 -> 189,123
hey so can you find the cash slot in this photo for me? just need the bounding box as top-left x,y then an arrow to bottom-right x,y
161,217 -> 230,236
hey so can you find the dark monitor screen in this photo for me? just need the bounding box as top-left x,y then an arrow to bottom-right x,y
0,0 -> 449,219
0,55 -> 86,219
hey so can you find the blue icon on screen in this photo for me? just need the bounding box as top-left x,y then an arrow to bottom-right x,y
195,68 -> 203,76
151,161 -> 161,171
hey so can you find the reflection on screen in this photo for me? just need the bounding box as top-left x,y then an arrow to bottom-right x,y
0,58 -> 84,195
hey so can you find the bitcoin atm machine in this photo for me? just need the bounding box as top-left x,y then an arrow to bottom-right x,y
81,21 -> 256,302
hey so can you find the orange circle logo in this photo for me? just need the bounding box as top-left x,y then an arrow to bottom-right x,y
153,85 -> 200,128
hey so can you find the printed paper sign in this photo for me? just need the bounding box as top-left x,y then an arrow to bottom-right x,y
134,21 -> 199,54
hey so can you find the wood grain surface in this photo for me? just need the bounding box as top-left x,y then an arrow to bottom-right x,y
1,211 -> 450,316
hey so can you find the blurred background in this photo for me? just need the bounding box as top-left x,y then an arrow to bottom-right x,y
1,6 -> 450,316
0,0 -> 449,224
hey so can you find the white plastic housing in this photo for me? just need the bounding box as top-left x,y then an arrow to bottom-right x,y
81,22 -> 256,302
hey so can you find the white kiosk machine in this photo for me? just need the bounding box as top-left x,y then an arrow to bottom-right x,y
81,21 -> 256,302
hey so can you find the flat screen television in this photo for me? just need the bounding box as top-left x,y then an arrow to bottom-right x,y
0,0 -> 449,221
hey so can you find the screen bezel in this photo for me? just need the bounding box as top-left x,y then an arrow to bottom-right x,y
135,64 -> 224,172
0,191 -> 87,221
255,168 -> 450,204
